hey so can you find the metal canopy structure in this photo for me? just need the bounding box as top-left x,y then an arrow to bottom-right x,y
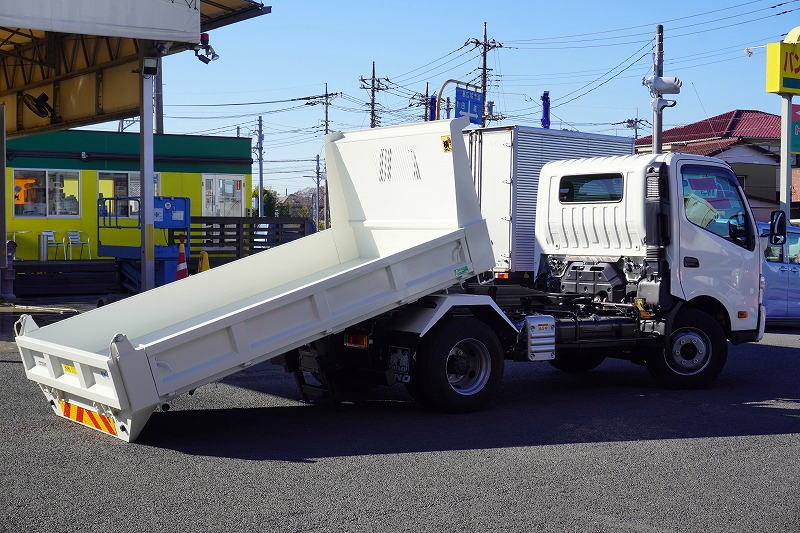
0,0 -> 270,289
0,0 -> 271,138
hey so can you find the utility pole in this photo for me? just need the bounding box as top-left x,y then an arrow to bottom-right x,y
257,115 -> 264,216
324,82 -> 330,135
370,62 -> 377,128
467,22 -> 502,127
652,25 -> 664,154
623,117 -> 646,140
323,83 -> 331,229
423,82 -> 429,121
154,57 -> 164,134
360,61 -> 387,128
644,25 -> 681,155
445,97 -> 452,119
315,155 -> 321,230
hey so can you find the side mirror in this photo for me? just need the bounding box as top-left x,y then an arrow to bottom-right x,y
769,210 -> 787,246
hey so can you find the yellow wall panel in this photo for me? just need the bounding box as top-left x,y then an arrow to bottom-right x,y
6,168 -> 253,260
60,76 -> 96,122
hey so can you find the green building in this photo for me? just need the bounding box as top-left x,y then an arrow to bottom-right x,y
5,130 -> 253,260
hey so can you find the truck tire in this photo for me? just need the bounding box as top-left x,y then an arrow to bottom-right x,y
646,308 -> 728,388
549,353 -> 605,373
414,318 -> 504,412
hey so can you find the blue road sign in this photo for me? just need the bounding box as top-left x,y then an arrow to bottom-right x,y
455,87 -> 484,125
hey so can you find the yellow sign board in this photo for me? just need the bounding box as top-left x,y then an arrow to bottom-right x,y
766,41 -> 800,95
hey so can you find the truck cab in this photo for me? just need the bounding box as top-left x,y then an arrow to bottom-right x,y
534,152 -> 768,384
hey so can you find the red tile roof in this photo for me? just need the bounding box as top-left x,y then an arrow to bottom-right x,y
670,137 -> 740,156
635,109 -> 780,146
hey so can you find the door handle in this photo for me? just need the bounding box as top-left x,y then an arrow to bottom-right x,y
683,256 -> 700,268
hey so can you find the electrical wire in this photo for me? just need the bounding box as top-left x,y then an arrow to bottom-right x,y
389,44 -> 470,80
551,48 -> 654,109
552,40 -> 654,103
164,93 -> 334,107
503,0 -> 777,42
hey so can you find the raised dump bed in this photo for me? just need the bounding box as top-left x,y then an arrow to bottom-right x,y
14,117 -> 494,441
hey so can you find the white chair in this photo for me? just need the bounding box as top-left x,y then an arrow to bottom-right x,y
41,230 -> 66,260
66,230 -> 91,260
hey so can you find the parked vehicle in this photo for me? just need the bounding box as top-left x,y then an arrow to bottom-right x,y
761,222 -> 800,324
14,117 -> 779,442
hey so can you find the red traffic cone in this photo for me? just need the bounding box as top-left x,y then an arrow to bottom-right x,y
176,235 -> 188,280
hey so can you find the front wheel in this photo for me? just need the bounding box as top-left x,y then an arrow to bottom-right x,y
646,308 -> 728,388
413,318 -> 504,412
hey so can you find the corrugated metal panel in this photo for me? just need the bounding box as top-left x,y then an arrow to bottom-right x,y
511,128 -> 633,272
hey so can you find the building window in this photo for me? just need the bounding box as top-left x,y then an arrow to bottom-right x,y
202,174 -> 245,216
559,173 -> 624,203
98,171 -> 159,216
13,169 -> 79,217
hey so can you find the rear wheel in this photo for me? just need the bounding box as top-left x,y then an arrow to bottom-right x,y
646,308 -> 727,388
549,353 -> 605,373
414,318 -> 504,412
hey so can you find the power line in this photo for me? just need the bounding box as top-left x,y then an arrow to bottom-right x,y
389,44 -> 469,80
164,93 -> 334,107
552,48 -> 654,109
164,104 -> 310,120
502,0 -> 776,42
390,46 -> 480,84
552,40 -> 654,103
506,1 -> 796,46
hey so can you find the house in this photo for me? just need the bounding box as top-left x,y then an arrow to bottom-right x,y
635,109 -> 799,219
5,130 -> 253,260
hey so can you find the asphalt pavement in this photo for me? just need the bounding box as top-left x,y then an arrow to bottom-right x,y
1,322 -> 798,532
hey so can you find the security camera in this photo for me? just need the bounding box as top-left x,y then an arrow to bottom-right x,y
156,42 -> 173,56
142,57 -> 159,76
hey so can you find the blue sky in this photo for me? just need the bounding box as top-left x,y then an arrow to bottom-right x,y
143,0 -> 795,192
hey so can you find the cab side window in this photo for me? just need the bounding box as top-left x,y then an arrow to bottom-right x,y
681,165 -> 753,250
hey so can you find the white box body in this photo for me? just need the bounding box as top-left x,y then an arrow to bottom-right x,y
465,126 -> 633,275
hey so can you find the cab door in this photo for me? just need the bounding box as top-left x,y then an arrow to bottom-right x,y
675,162 -> 759,331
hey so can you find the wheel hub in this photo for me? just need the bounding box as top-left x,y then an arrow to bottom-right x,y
445,339 -> 491,396
666,329 -> 710,375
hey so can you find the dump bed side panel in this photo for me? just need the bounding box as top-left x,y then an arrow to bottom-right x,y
146,230 -> 475,395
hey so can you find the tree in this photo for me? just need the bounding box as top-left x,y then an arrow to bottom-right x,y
262,188 -> 278,217
276,202 -> 291,217
252,188 -> 278,217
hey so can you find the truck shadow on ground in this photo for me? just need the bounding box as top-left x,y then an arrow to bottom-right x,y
138,341 -> 800,462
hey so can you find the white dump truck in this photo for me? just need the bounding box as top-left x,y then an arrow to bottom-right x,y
15,117 -> 781,442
